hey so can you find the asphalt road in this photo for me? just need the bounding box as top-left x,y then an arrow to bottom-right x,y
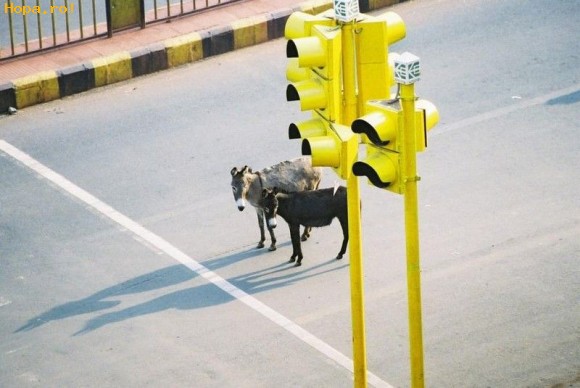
1,0 -> 579,387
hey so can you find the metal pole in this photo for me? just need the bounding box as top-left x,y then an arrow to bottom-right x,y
64,0 -> 70,42
50,0 -> 57,44
342,20 -> 368,388
78,0 -> 84,39
105,0 -> 112,38
35,0 -> 43,48
22,0 -> 29,52
400,82 -> 425,388
8,1 -> 16,55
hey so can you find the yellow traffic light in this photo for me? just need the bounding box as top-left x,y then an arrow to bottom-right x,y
286,58 -> 310,82
351,100 -> 404,194
351,96 -> 439,193
284,11 -> 335,84
303,136 -> 340,168
352,146 -> 401,192
301,123 -> 358,180
355,12 -> 406,113
379,11 -> 406,45
353,99 -> 439,152
414,99 -> 440,152
288,117 -> 327,139
286,79 -> 327,111
286,24 -> 342,122
284,11 -> 335,40
352,101 -> 401,148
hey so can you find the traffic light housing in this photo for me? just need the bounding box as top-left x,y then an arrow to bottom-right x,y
290,118 -> 357,180
286,23 -> 342,123
355,12 -> 406,112
284,11 -> 336,84
351,98 -> 440,193
414,99 -> 440,152
284,10 -> 335,40
352,100 -> 404,193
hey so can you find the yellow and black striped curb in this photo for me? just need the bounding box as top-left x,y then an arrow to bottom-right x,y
0,0 -> 406,113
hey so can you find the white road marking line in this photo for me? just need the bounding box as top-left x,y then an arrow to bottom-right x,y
0,139 -> 393,388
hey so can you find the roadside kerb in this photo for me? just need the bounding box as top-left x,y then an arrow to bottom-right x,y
0,0 -> 407,113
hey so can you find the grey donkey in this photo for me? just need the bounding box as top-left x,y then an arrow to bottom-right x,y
230,157 -> 322,251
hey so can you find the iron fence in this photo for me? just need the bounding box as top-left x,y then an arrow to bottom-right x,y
1,0 -> 108,59
0,0 -> 242,61
144,0 -> 241,24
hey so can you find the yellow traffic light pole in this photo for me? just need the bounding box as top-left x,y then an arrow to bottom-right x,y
285,8 -> 432,388
400,81 -> 425,388
341,20 -> 368,388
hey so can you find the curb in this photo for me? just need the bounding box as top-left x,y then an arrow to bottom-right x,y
0,0 -> 406,113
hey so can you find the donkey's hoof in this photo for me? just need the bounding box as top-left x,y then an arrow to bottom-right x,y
335,255 -> 343,260
268,245 -> 277,251
300,235 -> 309,242
256,242 -> 265,249
294,262 -> 302,267
288,258 -> 296,263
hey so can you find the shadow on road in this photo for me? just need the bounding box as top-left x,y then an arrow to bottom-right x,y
545,90 -> 580,105
15,245 -> 348,335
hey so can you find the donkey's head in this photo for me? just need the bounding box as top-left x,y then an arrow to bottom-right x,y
230,166 -> 253,211
259,188 -> 280,229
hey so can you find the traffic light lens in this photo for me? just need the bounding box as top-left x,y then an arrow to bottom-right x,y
289,123 -> 300,139
286,85 -> 299,101
302,139 -> 312,155
287,40 -> 299,58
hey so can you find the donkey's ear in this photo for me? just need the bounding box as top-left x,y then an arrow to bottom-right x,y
230,167 -> 238,176
262,188 -> 269,198
241,165 -> 250,174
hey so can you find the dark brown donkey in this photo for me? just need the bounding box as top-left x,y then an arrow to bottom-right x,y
259,186 -> 348,266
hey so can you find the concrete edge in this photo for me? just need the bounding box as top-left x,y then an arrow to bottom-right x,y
0,0 -> 406,113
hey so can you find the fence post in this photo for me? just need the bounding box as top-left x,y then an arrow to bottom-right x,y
106,0 -> 144,35
106,0 -> 112,37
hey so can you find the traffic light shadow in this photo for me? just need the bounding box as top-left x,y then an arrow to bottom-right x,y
545,90 -> 580,105
72,281 -> 235,335
14,264 -> 195,334
15,246 -> 346,336
69,256 -> 346,335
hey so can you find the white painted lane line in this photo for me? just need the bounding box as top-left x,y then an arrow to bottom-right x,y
0,140 -> 393,388
434,84 -> 580,136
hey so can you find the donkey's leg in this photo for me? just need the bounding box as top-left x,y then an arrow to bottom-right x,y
300,226 -> 311,242
256,208 -> 266,249
289,224 -> 304,266
302,179 -> 321,242
290,226 -> 303,265
267,222 -> 277,251
336,217 -> 349,260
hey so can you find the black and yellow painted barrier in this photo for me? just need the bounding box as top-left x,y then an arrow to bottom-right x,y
0,0 -> 406,113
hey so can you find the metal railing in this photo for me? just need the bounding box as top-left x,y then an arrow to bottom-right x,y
0,0 -> 242,61
1,0 -> 108,59
143,0 -> 240,24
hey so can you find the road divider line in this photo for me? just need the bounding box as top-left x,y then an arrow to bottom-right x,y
0,139 -> 393,388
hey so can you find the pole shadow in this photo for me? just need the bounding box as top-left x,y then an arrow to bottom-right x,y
545,90 -> 580,105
